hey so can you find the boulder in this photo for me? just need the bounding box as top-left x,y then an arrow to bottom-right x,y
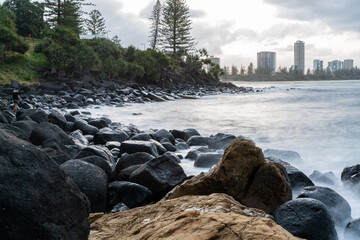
163,152 -> 181,164
42,138 -> 80,159
162,142 -> 177,152
297,186 -> 351,227
17,109 -> 48,123
130,133 -> 152,141
109,202 -> 130,213
263,149 -> 302,162
150,139 -> 167,155
165,139 -> 292,213
194,152 -> 223,168
48,109 -> 67,130
73,119 -> 99,135
183,128 -> 201,137
273,198 -> 338,240
0,111 -> 8,124
114,152 -> 155,173
0,130 -> 90,240
129,155 -> 186,200
0,123 -> 28,140
120,140 -> 159,157
153,129 -> 175,145
113,165 -> 142,182
30,122 -> 74,146
88,119 -> 109,129
43,148 -> 70,165
105,141 -> 121,150
11,120 -> 38,138
89,194 -> 302,240
176,142 -> 190,150
309,170 -> 339,186
61,160 -> 108,213
208,133 -> 237,149
170,129 -> 190,141
76,145 -> 114,164
266,157 -> 314,192
187,135 -> 212,146
341,164 -> 360,185
77,156 -> 112,179
345,218 -> 360,240
93,128 -> 129,145
107,181 -> 152,210
185,149 -> 200,160
70,129 -> 89,145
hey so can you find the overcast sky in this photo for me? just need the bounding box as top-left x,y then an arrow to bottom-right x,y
2,0 -> 360,69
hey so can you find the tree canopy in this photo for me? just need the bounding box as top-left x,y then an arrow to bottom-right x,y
85,9 -> 106,35
149,0 -> 161,50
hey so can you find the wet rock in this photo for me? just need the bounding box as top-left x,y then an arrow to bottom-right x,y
112,152 -> 154,180
341,164 -> 360,186
170,129 -> 190,141
130,133 -> 152,141
183,128 -> 201,137
163,151 -> 181,163
76,145 -> 114,164
344,218 -> 360,240
0,130 -> 90,240
17,109 -> 48,123
73,119 -> 99,135
30,122 -> 74,146
43,148 -> 70,165
309,170 -> 338,186
150,139 -> 167,155
187,136 -> 212,146
297,186 -> 351,227
153,129 -> 175,145
89,194 -> 301,240
110,202 -> 130,213
273,198 -> 338,240
263,149 -> 302,162
194,152 -> 223,168
48,109 -> 67,130
61,160 -> 108,213
105,141 -> 120,150
165,139 -> 292,213
107,181 -> 152,210
77,156 -> 112,179
162,142 -> 177,152
176,142 -> 190,150
185,149 -> 200,160
0,111 -> 8,123
208,133 -> 237,149
93,128 -> 129,145
120,140 -> 159,157
113,165 -> 142,182
88,119 -> 108,129
11,120 -> 38,138
129,155 -> 186,200
69,129 -> 89,145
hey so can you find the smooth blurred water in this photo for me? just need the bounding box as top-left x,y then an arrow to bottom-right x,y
87,80 -> 360,229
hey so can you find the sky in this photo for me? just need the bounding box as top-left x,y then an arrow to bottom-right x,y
2,0 -> 360,70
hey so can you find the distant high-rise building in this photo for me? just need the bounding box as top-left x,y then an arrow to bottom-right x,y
294,40 -> 305,74
328,60 -> 344,73
313,59 -> 323,74
206,56 -> 220,72
257,51 -> 276,74
344,59 -> 354,70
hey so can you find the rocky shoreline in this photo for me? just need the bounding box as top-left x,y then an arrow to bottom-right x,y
1,80 -> 360,239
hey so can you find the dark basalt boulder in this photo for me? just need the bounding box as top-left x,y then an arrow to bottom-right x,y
17,109 -> 48,123
266,157 -> 314,192
162,142 -> 177,152
131,133 -> 153,141
73,119 -> 99,135
77,156 -> 112,179
48,109 -> 67,130
273,198 -> 338,240
0,111 -> 8,124
110,202 -> 130,213
186,136 -> 212,146
43,148 -> 71,165
114,152 -> 155,173
0,129 -> 90,240
153,129 -> 175,145
76,145 -> 114,164
107,181 -> 152,210
183,128 -> 200,137
11,120 -> 38,138
163,152 -> 181,164
42,138 -> 80,159
185,149 -> 200,161
2,110 -> 16,123
170,129 -> 190,141
129,155 -> 186,200
297,186 -> 351,227
120,140 -> 159,157
61,160 -> 108,213
88,118 -> 109,129
208,133 -> 237,150
93,128 -> 129,145
150,139 -> 168,155
30,122 -> 74,146
113,165 -> 142,182
70,129 -> 89,145
309,170 -> 339,186
345,218 -> 360,240
176,142 -> 190,150
0,123 -> 28,141
341,164 -> 360,186
194,152 -> 223,168
263,148 -> 302,162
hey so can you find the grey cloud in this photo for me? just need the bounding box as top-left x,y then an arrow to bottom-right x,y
264,0 -> 360,33
140,1 -> 155,19
190,9 -> 206,18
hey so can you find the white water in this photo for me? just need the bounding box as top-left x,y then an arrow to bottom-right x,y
87,80 -> 360,236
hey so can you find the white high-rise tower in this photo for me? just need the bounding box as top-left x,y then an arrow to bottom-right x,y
294,40 -> 305,74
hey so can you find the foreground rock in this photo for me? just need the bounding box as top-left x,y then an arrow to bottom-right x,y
165,139 -> 292,213
273,198 -> 338,240
89,193 -> 302,240
0,129 -> 90,240
345,218 -> 360,240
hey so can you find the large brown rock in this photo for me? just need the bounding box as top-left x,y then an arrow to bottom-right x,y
89,193 -> 302,240
164,139 -> 292,213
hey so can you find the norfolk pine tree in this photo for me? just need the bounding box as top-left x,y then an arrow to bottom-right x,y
160,0 -> 195,57
86,9 -> 106,35
148,0 -> 161,50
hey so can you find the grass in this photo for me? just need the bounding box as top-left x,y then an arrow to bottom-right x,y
0,52 -> 50,85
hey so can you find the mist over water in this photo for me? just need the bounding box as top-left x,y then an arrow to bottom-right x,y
88,80 -> 360,237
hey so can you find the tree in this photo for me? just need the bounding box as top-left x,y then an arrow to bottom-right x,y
111,35 -> 121,46
231,65 -> 238,75
160,0 -> 195,57
0,4 -> 28,57
3,0 -> 45,37
247,62 -> 253,75
148,0 -> 161,50
85,9 -> 105,35
240,66 -> 245,75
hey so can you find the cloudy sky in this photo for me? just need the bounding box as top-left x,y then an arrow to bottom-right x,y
3,0 -> 359,69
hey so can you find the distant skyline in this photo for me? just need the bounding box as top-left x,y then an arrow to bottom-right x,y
2,0 -> 359,69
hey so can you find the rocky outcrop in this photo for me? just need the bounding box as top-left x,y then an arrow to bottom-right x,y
0,129 -> 90,240
164,139 -> 292,213
89,194 -> 302,240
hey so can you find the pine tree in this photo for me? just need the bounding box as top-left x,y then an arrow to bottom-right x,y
148,0 -> 161,50
160,0 -> 195,56
85,9 -> 105,35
